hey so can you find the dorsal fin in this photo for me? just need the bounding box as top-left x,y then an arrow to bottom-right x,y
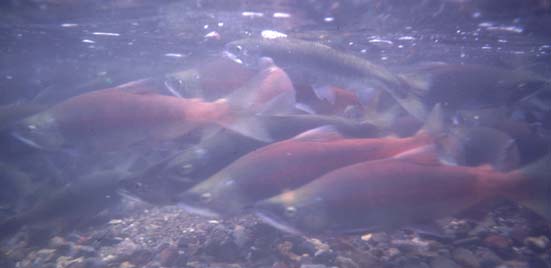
292,125 -> 343,142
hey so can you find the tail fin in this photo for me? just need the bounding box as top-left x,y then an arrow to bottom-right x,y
416,103 -> 445,136
511,154 -> 551,220
217,112 -> 272,142
225,57 -> 296,115
436,126 -> 520,171
217,58 -> 297,142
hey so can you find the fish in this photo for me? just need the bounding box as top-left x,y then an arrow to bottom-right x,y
398,62 -> 550,111
164,55 -> 256,100
295,84 -> 365,117
255,146 -> 551,234
0,166 -> 132,240
126,114 -> 381,204
455,107 -> 551,165
11,86 -> 275,151
225,37 -> 428,120
0,102 -> 48,131
224,57 -> 296,115
178,122 -> 437,216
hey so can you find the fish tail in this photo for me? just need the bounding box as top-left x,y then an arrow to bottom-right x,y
507,153 -> 551,220
216,112 -> 272,142
416,103 -> 445,136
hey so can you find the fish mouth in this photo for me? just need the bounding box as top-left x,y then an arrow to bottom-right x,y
255,209 -> 302,235
11,131 -> 47,150
176,202 -> 220,218
222,51 -> 244,65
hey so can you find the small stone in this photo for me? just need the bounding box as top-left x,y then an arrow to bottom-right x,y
382,247 -> 401,260
119,261 -> 135,268
391,255 -> 430,268
50,236 -> 68,248
453,236 -> 480,246
158,245 -> 178,267
232,225 -> 251,249
335,256 -> 359,268
430,256 -> 461,268
484,235 -> 512,250
34,249 -> 57,263
499,260 -> 530,268
523,236 -> 550,252
371,232 -> 390,244
361,233 -> 373,241
313,248 -> 336,265
476,248 -> 503,268
452,248 -> 480,268
483,234 -> 513,257
202,225 -> 239,261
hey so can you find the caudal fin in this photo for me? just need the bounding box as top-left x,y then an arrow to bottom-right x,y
218,114 -> 272,142
510,154 -> 551,220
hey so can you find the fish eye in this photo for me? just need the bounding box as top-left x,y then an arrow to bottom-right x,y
227,44 -> 243,55
284,206 -> 297,218
200,192 -> 212,203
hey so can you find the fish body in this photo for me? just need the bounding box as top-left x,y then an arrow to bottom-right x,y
12,88 -> 267,151
0,168 -> 129,240
179,127 -> 432,216
129,114 -> 381,204
255,147 -> 550,234
400,63 -> 549,110
296,85 -> 365,116
225,37 -> 428,120
165,56 -> 256,100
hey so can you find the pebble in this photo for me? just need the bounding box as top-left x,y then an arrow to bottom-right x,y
202,225 -> 239,261
430,256 -> 461,268
523,236 -> 550,252
476,248 -> 503,268
313,248 -> 336,265
335,256 -> 359,268
483,234 -> 513,257
452,247 -> 480,268
300,265 -> 329,268
453,236 -> 480,246
158,244 -> 179,267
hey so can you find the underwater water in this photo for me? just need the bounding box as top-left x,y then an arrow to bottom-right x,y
1,0 -> 551,267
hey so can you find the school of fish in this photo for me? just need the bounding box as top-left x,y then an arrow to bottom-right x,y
1,36 -> 550,238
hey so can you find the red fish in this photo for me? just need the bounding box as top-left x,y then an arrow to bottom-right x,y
12,88 -> 271,151
255,146 -> 551,234
165,56 -> 256,100
179,125 -> 436,217
295,85 -> 364,116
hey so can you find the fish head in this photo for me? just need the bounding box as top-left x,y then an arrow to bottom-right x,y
11,112 -> 64,150
163,147 -> 209,179
224,39 -> 263,68
255,192 -> 329,234
164,69 -> 202,98
177,174 -> 250,216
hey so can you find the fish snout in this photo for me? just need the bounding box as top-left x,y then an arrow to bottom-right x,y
176,191 -> 219,218
11,118 -> 63,150
254,200 -> 303,235
224,43 -> 257,68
